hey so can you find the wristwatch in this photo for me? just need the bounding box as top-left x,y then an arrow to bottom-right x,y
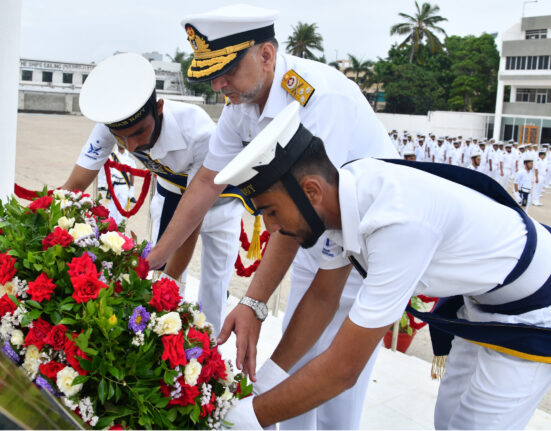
239,296 -> 268,321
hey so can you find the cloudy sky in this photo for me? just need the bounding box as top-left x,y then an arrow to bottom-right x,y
19,0 -> 551,64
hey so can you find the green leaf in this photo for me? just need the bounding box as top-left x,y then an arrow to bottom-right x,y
98,378 -> 107,404
96,415 -> 117,429
108,365 -> 123,380
72,375 -> 89,385
25,300 -> 43,309
32,263 -> 43,271
108,381 -> 115,400
59,302 -> 74,311
155,397 -> 170,408
86,300 -> 95,315
190,403 -> 201,423
57,317 -> 77,325
166,408 -> 178,422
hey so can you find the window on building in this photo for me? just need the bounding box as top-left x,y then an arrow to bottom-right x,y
539,56 -> 550,70
21,70 -> 32,81
506,56 -> 513,70
526,29 -> 548,39
156,79 -> 164,90
527,56 -> 538,70
82,74 -> 88,84
62,73 -> 73,84
536,89 -> 548,103
42,71 -> 53,83
515,88 -> 551,103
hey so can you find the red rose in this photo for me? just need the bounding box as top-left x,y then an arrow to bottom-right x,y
135,257 -> 149,280
99,217 -> 118,232
42,227 -> 73,250
27,273 -> 57,302
71,274 -> 107,303
149,278 -> 181,312
161,331 -> 187,368
90,205 -> 109,218
198,347 -> 227,384
67,253 -> 98,278
39,361 -> 65,379
109,426 -> 124,430
28,196 -> 53,212
161,378 -> 200,407
187,327 -> 211,363
0,294 -> 17,317
118,232 -> 135,251
114,280 -> 122,294
45,324 -> 67,350
65,335 -> 89,375
0,253 -> 16,284
24,318 -> 52,350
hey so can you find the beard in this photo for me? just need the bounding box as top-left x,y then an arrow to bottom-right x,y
279,225 -> 319,249
222,76 -> 265,105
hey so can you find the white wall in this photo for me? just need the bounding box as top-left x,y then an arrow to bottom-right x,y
0,1 -> 21,201
376,110 -> 492,139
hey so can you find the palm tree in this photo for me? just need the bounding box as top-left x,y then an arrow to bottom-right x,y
344,54 -> 373,88
364,62 -> 386,111
286,22 -> 324,60
390,1 -> 447,63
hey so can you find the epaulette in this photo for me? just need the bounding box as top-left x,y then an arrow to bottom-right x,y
281,69 -> 315,107
224,96 -> 231,106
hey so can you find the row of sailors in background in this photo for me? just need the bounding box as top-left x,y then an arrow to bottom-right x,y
389,130 -> 551,209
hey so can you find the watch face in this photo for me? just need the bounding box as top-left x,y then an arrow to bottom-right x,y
257,302 -> 268,319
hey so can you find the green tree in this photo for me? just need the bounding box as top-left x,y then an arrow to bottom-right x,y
364,61 -> 386,111
445,34 -> 499,112
285,22 -> 324,59
171,48 -> 214,100
390,1 -> 447,63
344,54 -> 373,89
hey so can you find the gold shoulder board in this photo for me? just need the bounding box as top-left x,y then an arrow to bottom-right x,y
281,69 -> 315,106
224,96 -> 231,106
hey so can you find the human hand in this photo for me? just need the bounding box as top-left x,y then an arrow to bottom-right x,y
217,304 -> 262,380
145,246 -> 169,270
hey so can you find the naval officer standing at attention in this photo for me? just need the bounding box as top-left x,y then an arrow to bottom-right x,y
145,4 -> 398,430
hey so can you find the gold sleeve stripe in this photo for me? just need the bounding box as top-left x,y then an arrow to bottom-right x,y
187,54 -> 237,79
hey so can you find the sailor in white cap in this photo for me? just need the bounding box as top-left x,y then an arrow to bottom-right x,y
62,52 -> 248,334
533,150 -> 547,206
544,144 -> 551,189
403,148 -> 417,161
145,5 -> 398,430
217,101 -> 551,430
514,155 -> 535,209
501,143 -> 515,189
468,150 -> 483,171
432,137 -> 446,163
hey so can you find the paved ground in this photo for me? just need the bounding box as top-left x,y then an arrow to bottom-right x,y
13,112 -> 551,425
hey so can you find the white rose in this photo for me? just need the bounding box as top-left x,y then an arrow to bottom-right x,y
53,189 -> 68,200
122,274 -> 130,284
57,366 -> 83,397
192,310 -> 207,329
69,223 -> 93,240
57,216 -> 75,231
184,358 -> 202,386
220,386 -> 234,401
10,329 -> 24,346
153,312 -> 182,336
0,281 -> 15,297
22,345 -> 41,377
99,231 -> 125,255
223,360 -> 235,385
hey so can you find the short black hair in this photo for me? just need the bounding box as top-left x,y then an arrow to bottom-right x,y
288,136 -> 338,185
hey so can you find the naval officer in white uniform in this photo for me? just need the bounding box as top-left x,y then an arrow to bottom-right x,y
145,5 -> 398,430
218,102 -> 551,430
62,53 -> 246,335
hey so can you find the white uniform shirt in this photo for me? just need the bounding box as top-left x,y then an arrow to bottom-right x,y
76,101 -> 215,194
320,158 -> 536,329
205,53 -> 397,277
433,144 -> 446,163
515,169 -> 534,193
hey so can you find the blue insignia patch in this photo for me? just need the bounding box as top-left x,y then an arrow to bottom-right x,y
321,238 -> 336,257
87,140 -> 101,156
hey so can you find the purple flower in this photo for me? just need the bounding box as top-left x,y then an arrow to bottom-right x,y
185,347 -> 203,360
35,376 -> 56,395
128,306 -> 150,333
1,341 -> 20,364
86,251 -> 97,262
198,301 -> 203,312
95,226 -> 100,239
141,242 -> 152,259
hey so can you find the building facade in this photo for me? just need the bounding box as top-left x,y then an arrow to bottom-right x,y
494,15 -> 551,144
18,53 -> 191,114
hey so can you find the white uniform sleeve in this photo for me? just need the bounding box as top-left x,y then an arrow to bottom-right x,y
319,237 -> 349,270
204,105 -> 245,173
76,124 -> 117,171
349,221 -> 441,329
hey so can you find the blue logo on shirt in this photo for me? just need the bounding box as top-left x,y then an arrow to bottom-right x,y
87,140 -> 101,157
322,238 -> 335,257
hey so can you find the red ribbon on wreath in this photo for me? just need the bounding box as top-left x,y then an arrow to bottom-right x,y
14,184 -> 53,201
103,160 -> 151,218
234,219 -> 270,277
407,295 -> 439,330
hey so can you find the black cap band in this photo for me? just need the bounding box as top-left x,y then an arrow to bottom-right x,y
107,91 -> 156,130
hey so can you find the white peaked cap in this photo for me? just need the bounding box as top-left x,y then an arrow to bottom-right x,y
79,53 -> 155,125
215,101 -> 302,191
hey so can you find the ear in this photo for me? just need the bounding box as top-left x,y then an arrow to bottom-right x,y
301,176 -> 323,206
157,99 -> 164,116
259,42 -> 276,71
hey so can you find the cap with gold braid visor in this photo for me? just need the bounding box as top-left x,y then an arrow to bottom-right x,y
184,24 -> 275,83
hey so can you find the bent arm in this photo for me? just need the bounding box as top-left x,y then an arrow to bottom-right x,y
147,166 -> 225,269
254,318 -> 389,426
62,165 -> 99,192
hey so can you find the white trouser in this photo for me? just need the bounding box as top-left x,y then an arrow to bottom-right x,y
108,183 -> 130,225
545,167 -> 551,187
533,180 -> 544,203
196,199 -> 243,336
279,259 -> 379,430
150,191 -> 243,335
434,336 -> 551,429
